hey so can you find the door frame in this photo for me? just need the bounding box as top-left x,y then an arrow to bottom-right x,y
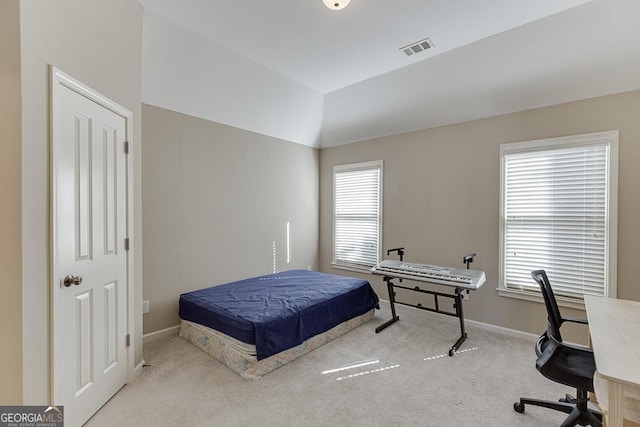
49,66 -> 136,403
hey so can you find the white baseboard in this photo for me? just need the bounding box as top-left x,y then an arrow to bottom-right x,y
143,325 -> 181,344
378,298 -> 539,342
133,359 -> 146,379
465,318 -> 539,342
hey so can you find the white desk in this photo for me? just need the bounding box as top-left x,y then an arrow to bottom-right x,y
584,296 -> 640,427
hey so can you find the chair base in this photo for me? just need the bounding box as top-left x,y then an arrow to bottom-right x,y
514,390 -> 602,427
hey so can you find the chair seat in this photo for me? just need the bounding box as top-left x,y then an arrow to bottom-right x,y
538,343 -> 596,392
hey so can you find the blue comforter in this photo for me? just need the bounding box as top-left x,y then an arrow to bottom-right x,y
179,270 -> 379,360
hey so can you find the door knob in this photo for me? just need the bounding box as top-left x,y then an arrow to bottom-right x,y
63,275 -> 83,287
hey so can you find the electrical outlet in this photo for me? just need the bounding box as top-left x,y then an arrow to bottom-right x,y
142,300 -> 150,314
462,290 -> 470,301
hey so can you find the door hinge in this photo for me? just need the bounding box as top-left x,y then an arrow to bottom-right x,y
124,140 -> 129,154
126,334 -> 131,348
125,238 -> 130,251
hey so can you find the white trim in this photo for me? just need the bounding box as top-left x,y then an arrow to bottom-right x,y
123,93 -> 137,383
463,318 -> 540,343
607,134 -> 619,298
496,287 -> 587,310
143,325 -> 181,344
333,160 -> 383,173
466,317 -> 584,347
332,160 -> 384,268
499,130 -> 618,301
499,130 -> 618,154
52,69 -> 131,118
132,359 -> 146,380
331,263 -> 374,274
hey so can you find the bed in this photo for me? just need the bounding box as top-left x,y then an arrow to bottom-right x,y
179,269 -> 380,379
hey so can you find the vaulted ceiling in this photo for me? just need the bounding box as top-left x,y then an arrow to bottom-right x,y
139,0 -> 640,148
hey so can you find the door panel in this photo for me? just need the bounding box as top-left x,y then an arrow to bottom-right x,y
74,112 -> 93,261
103,280 -> 118,372
104,128 -> 118,256
75,289 -> 93,395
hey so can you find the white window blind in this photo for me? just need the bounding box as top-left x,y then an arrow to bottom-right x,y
500,132 -> 618,301
333,161 -> 383,270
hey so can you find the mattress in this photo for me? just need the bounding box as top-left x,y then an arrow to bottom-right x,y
179,269 -> 379,360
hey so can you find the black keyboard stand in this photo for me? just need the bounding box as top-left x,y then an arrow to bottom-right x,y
375,275 -> 468,356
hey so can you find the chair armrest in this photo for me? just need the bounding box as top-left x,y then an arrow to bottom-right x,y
549,332 -> 593,354
557,339 -> 593,354
561,317 -> 588,325
535,338 -> 558,371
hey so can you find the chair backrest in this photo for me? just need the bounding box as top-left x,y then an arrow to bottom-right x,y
531,270 -> 563,342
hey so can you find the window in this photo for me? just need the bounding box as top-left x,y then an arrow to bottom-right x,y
333,161 -> 383,271
499,131 -> 618,306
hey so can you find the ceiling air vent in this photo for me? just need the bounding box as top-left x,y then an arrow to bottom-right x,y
400,38 -> 434,56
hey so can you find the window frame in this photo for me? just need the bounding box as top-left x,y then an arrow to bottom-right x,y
498,131 -> 618,309
332,160 -> 383,273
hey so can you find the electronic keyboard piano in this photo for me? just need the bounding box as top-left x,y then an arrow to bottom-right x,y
371,257 -> 486,356
371,259 -> 486,289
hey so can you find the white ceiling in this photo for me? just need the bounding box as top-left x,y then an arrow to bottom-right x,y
139,0 -> 640,148
139,0 -> 591,94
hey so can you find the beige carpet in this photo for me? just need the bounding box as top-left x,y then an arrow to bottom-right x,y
87,301 -> 586,426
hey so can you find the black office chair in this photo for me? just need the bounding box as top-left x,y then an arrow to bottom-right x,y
513,270 -> 602,427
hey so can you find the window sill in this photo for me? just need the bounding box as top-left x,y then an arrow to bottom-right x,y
331,263 -> 373,275
497,287 -> 586,311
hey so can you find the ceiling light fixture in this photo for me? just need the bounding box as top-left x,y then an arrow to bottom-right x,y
323,0 -> 351,11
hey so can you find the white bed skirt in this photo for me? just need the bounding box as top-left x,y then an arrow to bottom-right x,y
180,309 -> 375,380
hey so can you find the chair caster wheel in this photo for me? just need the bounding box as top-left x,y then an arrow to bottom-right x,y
513,402 -> 525,413
448,349 -> 455,357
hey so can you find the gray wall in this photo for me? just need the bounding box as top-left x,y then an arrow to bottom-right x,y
0,0 -> 22,405
142,104 -> 320,333
19,0 -> 143,403
320,90 -> 640,345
